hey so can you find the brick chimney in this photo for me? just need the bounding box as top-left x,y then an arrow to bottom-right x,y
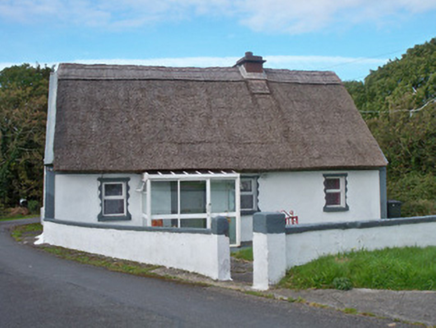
235,52 -> 266,73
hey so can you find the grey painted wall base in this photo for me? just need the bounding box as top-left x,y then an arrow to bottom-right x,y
379,167 -> 387,218
44,166 -> 55,219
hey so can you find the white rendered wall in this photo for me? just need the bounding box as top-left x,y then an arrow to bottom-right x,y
286,221 -> 436,268
253,232 -> 286,290
54,173 -> 143,226
54,170 -> 382,237
258,170 -> 381,224
241,215 -> 253,242
43,221 -> 231,280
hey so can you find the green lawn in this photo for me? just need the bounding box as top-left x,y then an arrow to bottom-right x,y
279,246 -> 436,291
231,247 -> 253,261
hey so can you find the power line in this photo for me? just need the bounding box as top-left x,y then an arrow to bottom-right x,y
320,50 -> 403,70
358,98 -> 436,114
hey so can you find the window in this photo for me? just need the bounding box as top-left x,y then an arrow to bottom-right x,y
323,174 -> 349,212
149,180 -> 216,229
150,180 -> 208,228
142,171 -> 241,246
240,177 -> 258,214
98,178 -> 131,221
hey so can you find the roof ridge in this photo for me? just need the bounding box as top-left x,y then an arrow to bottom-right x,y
57,63 -> 341,84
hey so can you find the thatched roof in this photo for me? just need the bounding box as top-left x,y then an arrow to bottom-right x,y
51,63 -> 387,172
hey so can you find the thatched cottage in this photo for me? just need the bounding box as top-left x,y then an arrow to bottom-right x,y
43,52 -> 387,246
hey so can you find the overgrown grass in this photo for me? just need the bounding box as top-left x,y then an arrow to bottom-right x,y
10,223 -> 43,241
40,246 -> 160,277
279,247 -> 436,291
232,247 -> 253,261
0,214 -> 39,222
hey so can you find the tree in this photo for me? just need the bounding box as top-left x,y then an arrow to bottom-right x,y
0,64 -> 52,211
344,37 -> 436,216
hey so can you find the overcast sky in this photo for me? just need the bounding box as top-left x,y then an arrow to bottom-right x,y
1,0 -> 435,81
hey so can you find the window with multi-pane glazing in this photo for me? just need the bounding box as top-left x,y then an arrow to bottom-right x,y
323,174 -> 348,212
98,178 -> 131,221
240,177 -> 258,214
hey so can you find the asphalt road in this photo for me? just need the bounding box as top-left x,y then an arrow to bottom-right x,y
0,219 -> 412,328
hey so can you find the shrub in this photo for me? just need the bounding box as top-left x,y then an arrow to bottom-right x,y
388,172 -> 436,216
0,203 -> 5,217
27,200 -> 40,214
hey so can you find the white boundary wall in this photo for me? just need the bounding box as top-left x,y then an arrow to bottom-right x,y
42,219 -> 231,280
253,215 -> 436,290
253,232 -> 286,290
286,218 -> 436,268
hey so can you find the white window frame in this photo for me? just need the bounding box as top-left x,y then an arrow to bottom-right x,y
102,182 -> 127,216
98,177 -> 131,221
240,177 -> 258,214
323,174 -> 349,212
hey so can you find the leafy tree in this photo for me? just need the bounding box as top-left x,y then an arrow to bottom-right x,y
0,64 -> 52,211
345,38 -> 436,216
346,37 -> 436,117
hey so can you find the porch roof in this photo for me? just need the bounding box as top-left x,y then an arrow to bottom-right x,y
143,170 -> 239,181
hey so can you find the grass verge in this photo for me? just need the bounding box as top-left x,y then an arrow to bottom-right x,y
279,246 -> 436,291
0,214 -> 39,222
40,246 -> 161,277
10,223 -> 43,241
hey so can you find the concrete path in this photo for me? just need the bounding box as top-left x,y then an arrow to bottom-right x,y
271,288 -> 436,327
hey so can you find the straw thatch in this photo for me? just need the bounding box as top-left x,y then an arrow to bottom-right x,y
52,63 -> 386,172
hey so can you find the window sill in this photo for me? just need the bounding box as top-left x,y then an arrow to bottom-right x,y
323,205 -> 349,212
98,214 -> 132,222
241,210 -> 259,216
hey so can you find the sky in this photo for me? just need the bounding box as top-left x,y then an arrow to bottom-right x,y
0,0 -> 435,81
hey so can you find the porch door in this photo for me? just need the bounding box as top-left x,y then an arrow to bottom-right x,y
179,180 -> 207,228
210,179 -> 239,245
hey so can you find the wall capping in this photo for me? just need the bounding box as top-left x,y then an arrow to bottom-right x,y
253,212 -> 285,234
44,218 -> 213,235
286,215 -> 436,234
211,216 -> 229,235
